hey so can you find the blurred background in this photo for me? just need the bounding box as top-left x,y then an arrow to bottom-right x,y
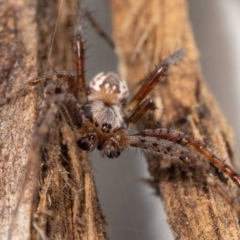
81,1 -> 240,239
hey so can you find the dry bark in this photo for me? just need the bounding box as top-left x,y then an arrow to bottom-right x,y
1,0 -> 240,239
0,1 -> 106,239
110,0 -> 240,239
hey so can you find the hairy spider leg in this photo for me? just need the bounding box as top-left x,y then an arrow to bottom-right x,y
138,128 -> 240,189
73,6 -> 86,103
72,5 -> 115,102
124,49 -> 186,117
85,10 -> 114,48
0,71 -> 74,107
127,133 -> 240,216
127,99 -> 156,129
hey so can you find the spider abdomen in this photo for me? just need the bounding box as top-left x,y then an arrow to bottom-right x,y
88,72 -> 129,106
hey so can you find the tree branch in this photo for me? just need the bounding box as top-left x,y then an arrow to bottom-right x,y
0,1 -> 107,239
110,0 -> 240,239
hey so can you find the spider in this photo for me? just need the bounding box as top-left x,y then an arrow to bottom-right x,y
1,2 -> 240,239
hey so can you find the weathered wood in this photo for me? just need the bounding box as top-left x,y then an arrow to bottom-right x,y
0,1 -> 107,239
110,0 -> 240,239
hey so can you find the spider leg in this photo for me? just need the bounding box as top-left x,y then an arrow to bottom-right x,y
42,83 -> 83,131
58,92 -> 83,131
73,6 -> 87,104
85,9 -> 115,48
127,99 -> 156,129
127,134 -> 240,216
124,49 -> 186,116
0,71 -> 74,107
135,128 -> 240,189
27,71 -> 74,87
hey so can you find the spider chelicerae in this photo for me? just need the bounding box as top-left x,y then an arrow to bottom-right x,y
1,3 -> 240,237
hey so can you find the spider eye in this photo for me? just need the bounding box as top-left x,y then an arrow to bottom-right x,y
101,122 -> 112,133
88,72 -> 129,105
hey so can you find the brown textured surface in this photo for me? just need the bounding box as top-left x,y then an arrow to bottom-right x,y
110,0 -> 240,239
0,1 -> 107,239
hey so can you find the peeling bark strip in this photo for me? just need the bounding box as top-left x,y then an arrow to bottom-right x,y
110,0 -> 240,239
0,1 -> 106,239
